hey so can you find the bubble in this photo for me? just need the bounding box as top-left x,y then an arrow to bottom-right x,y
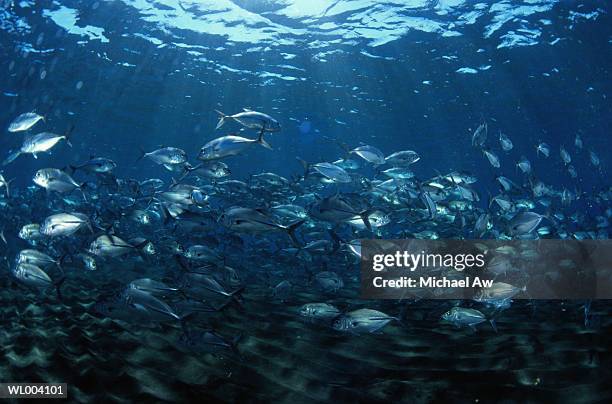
40,69 -> 47,80
76,81 -> 83,90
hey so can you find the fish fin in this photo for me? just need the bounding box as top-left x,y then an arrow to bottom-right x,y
0,229 -> 6,245
214,109 -> 227,130
256,129 -> 272,150
285,219 -> 305,247
489,319 -> 498,333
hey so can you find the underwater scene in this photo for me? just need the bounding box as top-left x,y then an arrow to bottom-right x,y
0,0 -> 610,402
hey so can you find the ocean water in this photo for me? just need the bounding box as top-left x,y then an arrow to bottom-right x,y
0,1 -> 610,403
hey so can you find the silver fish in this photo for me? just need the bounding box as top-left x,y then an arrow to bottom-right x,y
138,147 -> 186,165
332,308 -> 397,334
385,150 -> 420,166
33,168 -> 83,195
471,122 -> 487,147
499,131 -> 513,151
299,303 -> 341,321
199,132 -> 272,161
8,112 -> 44,132
215,108 -> 281,132
508,211 -> 545,236
349,145 -> 386,165
40,212 -> 92,237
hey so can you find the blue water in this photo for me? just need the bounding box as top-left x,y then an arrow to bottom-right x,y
0,1 -> 610,402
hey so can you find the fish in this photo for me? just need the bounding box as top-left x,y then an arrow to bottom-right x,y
299,303 -> 341,321
297,158 -> 351,183
198,131 -> 272,161
128,278 -> 182,296
589,150 -> 600,167
12,263 -> 64,299
16,249 -> 62,269
70,156 -> 117,173
182,161 -> 230,179
482,148 -> 500,168
474,282 -> 526,302
381,167 -> 415,179
40,212 -> 92,237
33,168 -> 85,197
309,194 -> 373,230
314,271 -> 344,293
471,122 -> 487,147
332,309 -> 398,334
215,108 -> 281,132
0,172 -> 12,196
507,211 -> 545,236
179,328 -> 241,355
560,146 -> 571,165
536,142 -> 550,157
4,129 -> 73,165
349,145 -> 386,165
441,307 -> 496,331
7,112 -> 44,132
88,234 -> 142,258
499,131 -> 513,151
18,224 -> 44,243
138,147 -> 187,165
574,134 -> 583,149
385,150 -> 420,166
220,207 -> 304,246
516,157 -> 531,174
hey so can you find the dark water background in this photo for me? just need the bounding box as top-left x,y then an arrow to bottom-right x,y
0,1 -> 610,402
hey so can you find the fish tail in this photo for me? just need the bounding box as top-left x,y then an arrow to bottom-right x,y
160,203 -> 175,225
285,219 -> 305,247
489,318 -> 498,333
5,177 -> 14,197
3,150 -> 21,166
296,157 -> 310,178
86,220 -> 94,234
228,287 -> 245,310
64,124 -> 75,148
359,209 -> 373,231
230,333 -> 243,356
328,229 -> 343,252
55,276 -> 66,301
79,183 -> 88,202
136,147 -> 147,162
214,109 -> 228,130
214,298 -> 233,312
256,130 -> 272,150
57,253 -> 69,275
